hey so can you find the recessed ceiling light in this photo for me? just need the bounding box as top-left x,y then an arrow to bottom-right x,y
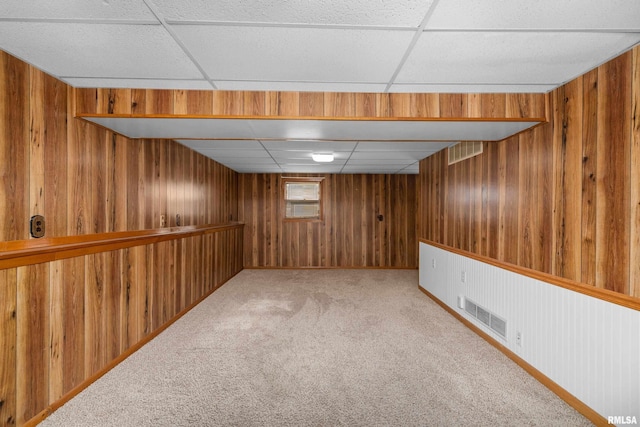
311,153 -> 334,163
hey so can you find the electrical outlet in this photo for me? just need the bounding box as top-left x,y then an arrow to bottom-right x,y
432,258 -> 436,268
160,214 -> 166,227
461,270 -> 466,283
30,215 -> 45,238
516,331 -> 522,347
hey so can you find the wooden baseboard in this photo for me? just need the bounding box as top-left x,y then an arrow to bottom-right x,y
24,270 -> 241,427
418,286 -> 609,427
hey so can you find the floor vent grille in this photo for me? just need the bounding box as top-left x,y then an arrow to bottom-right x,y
463,297 -> 507,339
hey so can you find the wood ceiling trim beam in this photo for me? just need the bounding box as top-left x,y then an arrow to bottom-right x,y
74,89 -> 548,121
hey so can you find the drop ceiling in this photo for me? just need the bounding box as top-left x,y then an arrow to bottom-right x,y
2,0 -> 639,174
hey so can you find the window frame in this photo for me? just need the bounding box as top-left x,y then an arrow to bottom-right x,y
282,177 -> 324,222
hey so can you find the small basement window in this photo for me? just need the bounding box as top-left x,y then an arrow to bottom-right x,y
284,179 -> 323,220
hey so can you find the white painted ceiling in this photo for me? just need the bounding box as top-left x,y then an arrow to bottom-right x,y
2,0 -> 639,174
85,117 -> 538,173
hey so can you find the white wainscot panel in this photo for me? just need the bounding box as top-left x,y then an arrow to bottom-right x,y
418,242 -> 640,422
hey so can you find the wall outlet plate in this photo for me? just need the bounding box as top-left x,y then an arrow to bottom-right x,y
30,215 -> 45,238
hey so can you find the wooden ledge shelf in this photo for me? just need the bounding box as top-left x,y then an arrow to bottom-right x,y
420,239 -> 640,312
0,223 -> 244,269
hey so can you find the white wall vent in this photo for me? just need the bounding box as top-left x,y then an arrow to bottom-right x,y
448,141 -> 483,165
463,297 -> 507,339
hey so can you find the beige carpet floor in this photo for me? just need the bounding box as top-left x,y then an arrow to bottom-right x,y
40,269 -> 591,426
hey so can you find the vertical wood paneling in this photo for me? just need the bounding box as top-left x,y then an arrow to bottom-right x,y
29,69 -> 46,222
239,173 -> 418,268
581,69 -> 599,287
419,47 -> 640,297
48,261 -> 64,403
44,73 -> 68,236
145,89 -> 173,115
3,227 -> 243,427
76,86 -> 546,120
552,79 -> 583,281
67,118 -> 91,235
503,139 -> 519,265
631,47 -> 640,299
0,268 -> 17,427
0,52 -> 29,242
62,256 -> 85,394
595,54 -> 631,294
0,51 -> 243,426
16,264 -> 49,424
84,252 -> 107,376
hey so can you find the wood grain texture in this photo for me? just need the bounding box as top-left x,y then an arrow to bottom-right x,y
3,227 -> 243,427
0,51 -> 29,242
419,46 -> 640,298
631,47 -> 640,299
16,264 -> 50,425
595,53 -> 631,295
0,269 -> 17,426
239,173 -> 417,268
74,89 -> 546,120
0,51 -> 243,427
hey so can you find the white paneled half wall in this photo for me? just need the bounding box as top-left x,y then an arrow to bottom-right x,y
419,242 -> 640,423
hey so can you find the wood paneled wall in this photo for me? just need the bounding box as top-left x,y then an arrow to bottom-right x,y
0,226 -> 243,426
0,52 -> 238,242
0,51 -> 243,426
419,46 -> 640,298
74,87 -> 546,120
239,173 -> 417,268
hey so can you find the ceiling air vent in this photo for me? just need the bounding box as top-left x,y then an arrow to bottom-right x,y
448,141 -> 483,165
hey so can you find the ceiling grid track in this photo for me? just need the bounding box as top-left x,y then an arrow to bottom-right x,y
142,0 -> 219,90
384,0 -> 442,93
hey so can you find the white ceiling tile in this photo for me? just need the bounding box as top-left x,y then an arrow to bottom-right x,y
154,0 -> 434,27
350,151 -> 426,160
270,152 -> 350,161
347,159 -> 417,165
280,160 -> 348,167
84,118 -> 256,139
0,0 -> 156,21
62,78 -> 213,90
262,140 -> 357,151
341,167 -> 409,174
217,159 -> 278,165
195,149 -> 269,159
0,22 -> 203,79
85,117 -> 540,142
178,140 -> 264,150
281,165 -> 344,173
233,167 -> 283,173
389,83 -> 558,93
354,141 -> 452,151
172,25 -> 413,83
214,80 -> 388,93
398,32 -> 640,85
427,0 -> 640,30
